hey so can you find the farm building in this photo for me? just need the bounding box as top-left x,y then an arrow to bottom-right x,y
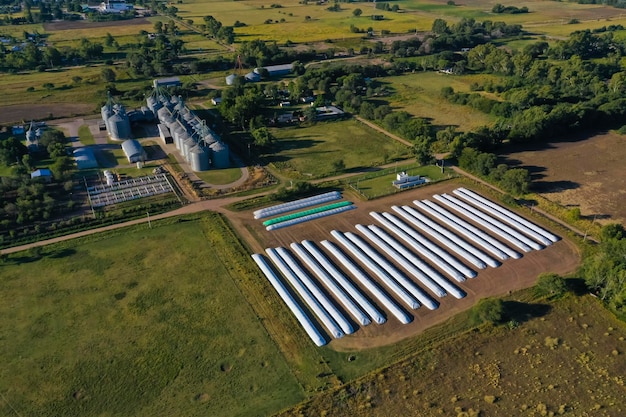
73,147 -> 99,169
30,168 -> 53,182
121,139 -> 146,163
254,63 -> 293,77
98,0 -> 132,13
153,77 -> 181,89
245,71 -> 261,82
157,124 -> 173,144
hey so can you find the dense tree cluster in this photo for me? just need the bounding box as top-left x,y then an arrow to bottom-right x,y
124,33 -> 184,77
581,224 -> 626,314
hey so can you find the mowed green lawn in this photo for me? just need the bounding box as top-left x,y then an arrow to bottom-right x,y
267,119 -> 411,179
0,214 -> 304,417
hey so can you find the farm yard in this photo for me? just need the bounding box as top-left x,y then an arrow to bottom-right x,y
503,131 -> 626,226
232,181 -> 580,350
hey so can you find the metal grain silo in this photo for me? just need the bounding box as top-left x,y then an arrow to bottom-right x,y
146,95 -> 161,113
209,141 -> 230,168
183,137 -> 196,162
189,145 -> 210,171
172,125 -> 185,150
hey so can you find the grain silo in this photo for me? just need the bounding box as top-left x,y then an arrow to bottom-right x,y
189,144 -> 210,171
210,141 -> 230,168
183,137 -> 196,162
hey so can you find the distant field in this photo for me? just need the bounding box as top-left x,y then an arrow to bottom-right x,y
0,213 -> 307,417
266,119 -> 411,179
378,72 -> 496,131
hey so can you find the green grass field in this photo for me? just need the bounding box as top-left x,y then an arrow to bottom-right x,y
378,72 -> 496,131
78,125 -> 95,146
195,166 -> 243,185
348,163 -> 454,199
0,213 -> 307,417
266,119 -> 411,179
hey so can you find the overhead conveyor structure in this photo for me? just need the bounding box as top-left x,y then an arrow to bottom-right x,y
301,240 -> 386,325
453,188 -> 559,245
251,254 -> 327,347
435,193 -> 541,251
414,200 -> 511,261
370,211 -> 472,282
320,240 -> 411,324
290,242 -> 371,326
265,248 -> 345,339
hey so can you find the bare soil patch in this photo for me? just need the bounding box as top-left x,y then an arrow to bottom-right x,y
228,180 -> 580,350
503,132 -> 626,226
0,103 -> 94,125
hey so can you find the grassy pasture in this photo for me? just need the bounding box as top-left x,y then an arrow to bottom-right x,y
0,213 -> 309,417
265,119 -> 411,179
280,294 -> 626,416
378,72 -> 495,131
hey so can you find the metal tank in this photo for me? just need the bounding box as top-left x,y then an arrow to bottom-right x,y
171,125 -> 185,150
183,137 -> 196,162
175,130 -> 188,151
209,141 -> 230,168
189,145 -> 210,171
107,112 -> 131,140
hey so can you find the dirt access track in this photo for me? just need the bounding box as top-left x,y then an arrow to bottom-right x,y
228,180 -> 581,351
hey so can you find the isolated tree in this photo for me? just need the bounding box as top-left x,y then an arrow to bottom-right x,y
332,159 -> 345,172
353,8 -> 362,17
251,127 -> 275,147
535,273 -> 568,299
471,298 -> 503,325
101,68 -> 116,82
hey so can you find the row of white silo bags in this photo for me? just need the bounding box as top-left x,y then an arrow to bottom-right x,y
365,224 -> 466,300
251,254 -> 327,347
320,240 -> 411,324
274,247 -> 354,335
401,205 -> 501,269
254,191 -> 342,220
419,199 -> 521,260
290,242 -> 371,326
454,188 -> 559,244
434,194 -> 539,252
355,224 -> 447,299
392,206 -> 489,270
371,211 -> 475,281
265,204 -> 355,231
342,231 -> 439,311
265,248 -> 345,339
331,230 -> 420,310
300,240 -> 386,325
414,200 -> 510,261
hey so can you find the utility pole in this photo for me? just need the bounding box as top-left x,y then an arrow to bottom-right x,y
147,211 -> 152,229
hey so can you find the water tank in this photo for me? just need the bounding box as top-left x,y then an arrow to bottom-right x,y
210,141 -> 230,168
183,137 -> 196,162
189,145 -> 210,171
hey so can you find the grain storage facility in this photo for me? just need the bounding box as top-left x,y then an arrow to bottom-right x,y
73,147 -> 99,169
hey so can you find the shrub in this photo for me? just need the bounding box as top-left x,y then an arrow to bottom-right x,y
535,273 -> 568,299
470,298 -> 503,325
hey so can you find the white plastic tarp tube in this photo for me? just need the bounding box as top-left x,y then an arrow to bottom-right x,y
320,240 -> 410,324
455,187 -> 559,244
434,193 -> 538,252
266,205 -> 355,231
401,205 -> 500,268
370,211 -> 472,281
343,231 -> 439,311
355,224 -> 447,299
420,199 -> 521,260
252,254 -> 327,346
265,248 -> 344,339
392,206 -> 489,270
275,247 -> 354,335
291,242 -> 371,326
414,200 -> 510,261
453,188 -> 551,246
301,240 -> 386,325
330,230 -> 420,310
366,224 -> 466,300
254,191 -> 341,219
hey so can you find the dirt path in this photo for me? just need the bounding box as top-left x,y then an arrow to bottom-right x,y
354,116 -> 413,147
